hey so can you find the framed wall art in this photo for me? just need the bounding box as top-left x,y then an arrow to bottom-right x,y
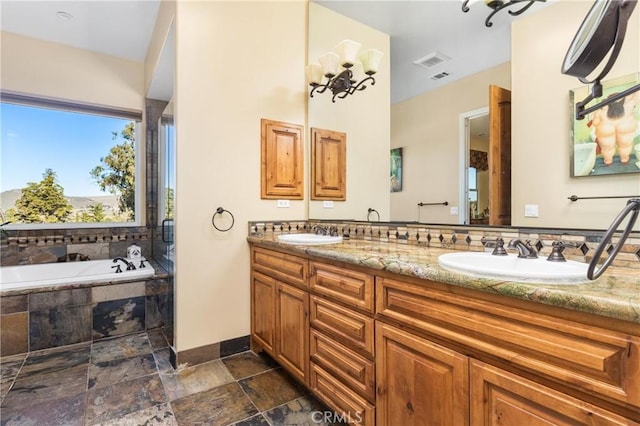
570,73 -> 640,177
390,148 -> 403,192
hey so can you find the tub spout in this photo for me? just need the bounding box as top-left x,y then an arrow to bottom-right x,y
113,257 -> 136,271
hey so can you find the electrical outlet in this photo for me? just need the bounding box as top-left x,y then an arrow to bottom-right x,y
323,201 -> 334,208
524,204 -> 539,217
450,206 -> 459,215
277,199 -> 290,208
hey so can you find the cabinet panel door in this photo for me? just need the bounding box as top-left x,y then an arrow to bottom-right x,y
310,261 -> 374,313
310,329 -> 375,402
251,271 -> 276,354
275,282 -> 309,384
311,127 -> 346,200
251,246 -> 308,289
261,119 -> 304,199
310,363 -> 375,426
470,360 -> 638,426
310,295 -> 374,357
376,322 -> 469,426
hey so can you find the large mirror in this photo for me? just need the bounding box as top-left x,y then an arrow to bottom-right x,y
308,1 -> 640,231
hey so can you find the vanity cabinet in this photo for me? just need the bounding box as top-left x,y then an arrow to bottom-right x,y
250,244 -> 640,425
376,275 -> 640,425
376,322 -> 469,426
250,247 -> 309,384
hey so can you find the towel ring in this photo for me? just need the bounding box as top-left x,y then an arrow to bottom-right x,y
212,207 -> 234,232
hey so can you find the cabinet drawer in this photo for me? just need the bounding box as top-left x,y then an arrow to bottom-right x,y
310,363 -> 375,426
310,296 -> 374,357
471,360 -> 639,425
251,246 -> 308,288
309,262 -> 374,313
377,276 -> 640,409
310,329 -> 375,402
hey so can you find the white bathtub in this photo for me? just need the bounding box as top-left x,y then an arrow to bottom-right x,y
0,258 -> 155,292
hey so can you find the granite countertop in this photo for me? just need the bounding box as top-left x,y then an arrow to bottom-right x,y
248,236 -> 640,324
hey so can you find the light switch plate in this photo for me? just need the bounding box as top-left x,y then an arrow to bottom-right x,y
277,199 -> 290,208
323,201 -> 334,208
524,204 -> 539,217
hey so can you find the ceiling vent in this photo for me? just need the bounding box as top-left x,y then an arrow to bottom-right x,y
413,52 -> 450,69
429,71 -> 451,81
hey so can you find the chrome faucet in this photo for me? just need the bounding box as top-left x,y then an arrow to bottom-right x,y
508,239 -> 538,259
113,257 -> 136,271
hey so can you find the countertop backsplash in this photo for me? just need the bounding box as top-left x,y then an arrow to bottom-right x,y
248,220 -> 640,270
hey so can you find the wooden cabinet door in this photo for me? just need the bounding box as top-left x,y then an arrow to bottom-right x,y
311,127 -> 346,200
275,282 -> 309,384
251,271 -> 276,355
470,360 -> 638,425
376,322 -> 469,426
261,119 -> 304,199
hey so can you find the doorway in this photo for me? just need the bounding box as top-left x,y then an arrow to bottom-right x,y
460,108 -> 490,225
460,85 -> 512,226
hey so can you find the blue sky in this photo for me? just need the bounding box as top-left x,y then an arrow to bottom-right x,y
1,103 -> 133,197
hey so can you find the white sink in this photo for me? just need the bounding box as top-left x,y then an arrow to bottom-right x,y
278,233 -> 343,245
438,252 -> 589,284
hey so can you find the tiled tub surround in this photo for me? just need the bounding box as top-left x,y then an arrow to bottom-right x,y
247,221 -> 640,324
0,272 -> 173,357
0,226 -> 151,267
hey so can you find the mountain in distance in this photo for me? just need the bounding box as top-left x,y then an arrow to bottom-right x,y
0,189 -> 118,213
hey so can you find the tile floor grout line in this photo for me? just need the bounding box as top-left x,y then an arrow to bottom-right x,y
233,365 -> 282,382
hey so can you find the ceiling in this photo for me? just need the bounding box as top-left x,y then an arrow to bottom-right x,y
0,0 -> 160,62
315,0 -> 553,103
1,0 -> 553,103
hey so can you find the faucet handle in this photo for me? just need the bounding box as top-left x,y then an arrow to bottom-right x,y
547,240 -> 578,262
111,264 -> 123,273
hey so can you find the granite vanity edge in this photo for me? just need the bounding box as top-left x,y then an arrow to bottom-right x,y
247,237 -> 640,325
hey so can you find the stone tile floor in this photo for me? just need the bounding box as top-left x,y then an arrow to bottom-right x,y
0,330 -> 339,425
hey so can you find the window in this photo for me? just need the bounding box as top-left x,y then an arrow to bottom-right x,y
1,93 -> 143,227
468,167 -> 478,218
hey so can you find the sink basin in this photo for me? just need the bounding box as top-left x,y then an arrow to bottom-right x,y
278,233 -> 343,245
438,252 -> 589,284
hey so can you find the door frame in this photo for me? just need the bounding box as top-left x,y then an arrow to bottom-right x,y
459,107 -> 489,225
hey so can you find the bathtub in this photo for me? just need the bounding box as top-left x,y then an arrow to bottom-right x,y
0,258 -> 155,292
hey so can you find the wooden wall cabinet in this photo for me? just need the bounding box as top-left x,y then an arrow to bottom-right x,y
311,127 -> 346,200
261,119 -> 304,199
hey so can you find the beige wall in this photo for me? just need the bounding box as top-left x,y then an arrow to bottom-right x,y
1,31 -> 144,112
145,0 -> 176,95
512,2 -> 640,230
390,62 -> 511,222
308,3 -> 391,221
174,1 -> 307,351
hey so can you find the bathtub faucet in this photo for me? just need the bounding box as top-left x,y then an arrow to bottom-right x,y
113,257 -> 136,271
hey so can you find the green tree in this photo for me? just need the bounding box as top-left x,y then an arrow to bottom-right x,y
91,122 -> 135,219
165,187 -> 174,219
80,203 -> 106,223
13,169 -> 72,223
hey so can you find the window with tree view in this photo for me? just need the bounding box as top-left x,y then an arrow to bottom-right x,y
1,97 -> 142,226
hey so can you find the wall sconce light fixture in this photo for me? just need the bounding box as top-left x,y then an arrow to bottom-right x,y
306,39 -> 383,103
462,0 -> 546,27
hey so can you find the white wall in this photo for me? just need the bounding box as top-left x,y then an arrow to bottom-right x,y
308,3 -> 391,221
174,0 -> 307,352
390,62 -> 511,223
1,31 -> 144,112
512,1 -> 640,230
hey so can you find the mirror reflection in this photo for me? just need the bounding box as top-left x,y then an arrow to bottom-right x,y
309,1 -> 640,231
